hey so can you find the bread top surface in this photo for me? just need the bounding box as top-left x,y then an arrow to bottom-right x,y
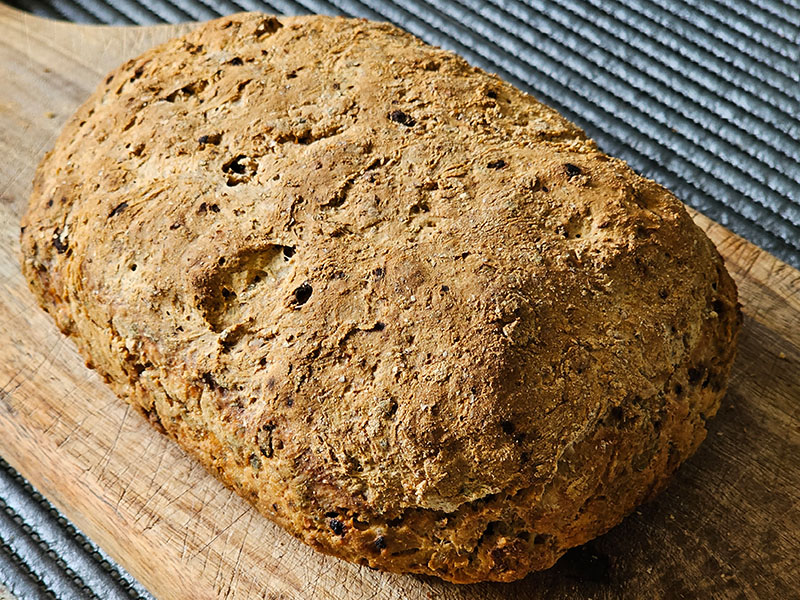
20,13 -> 736,515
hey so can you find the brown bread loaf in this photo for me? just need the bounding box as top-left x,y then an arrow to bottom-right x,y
19,12 -> 741,583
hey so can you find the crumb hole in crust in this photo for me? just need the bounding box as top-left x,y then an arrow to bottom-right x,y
165,79 -> 208,102
133,362 -> 149,375
198,132 -> 222,145
384,399 -> 398,419
254,16 -> 282,37
329,519 -> 345,536
222,154 -> 258,186
388,109 -> 416,127
688,367 -> 704,385
409,200 -> 429,214
257,423 -> 275,458
533,533 -> 550,545
292,282 -> 312,306
564,163 -> 582,178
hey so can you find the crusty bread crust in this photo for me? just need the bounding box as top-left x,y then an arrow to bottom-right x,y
20,13 -> 740,583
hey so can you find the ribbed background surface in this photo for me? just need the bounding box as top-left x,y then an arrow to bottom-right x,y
2,0 -> 799,597
0,457 -> 154,600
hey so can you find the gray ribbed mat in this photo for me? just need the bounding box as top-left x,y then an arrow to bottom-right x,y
2,0 -> 800,598
0,457 -> 154,600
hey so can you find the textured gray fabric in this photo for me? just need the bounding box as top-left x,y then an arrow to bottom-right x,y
0,458 -> 153,600
2,0 -> 799,597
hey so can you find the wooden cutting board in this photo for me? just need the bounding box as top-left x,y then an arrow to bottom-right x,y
1,5 -> 798,598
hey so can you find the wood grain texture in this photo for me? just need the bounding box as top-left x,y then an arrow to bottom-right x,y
1,5 -> 798,598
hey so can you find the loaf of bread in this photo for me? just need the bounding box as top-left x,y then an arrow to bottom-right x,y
20,13 -> 740,583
